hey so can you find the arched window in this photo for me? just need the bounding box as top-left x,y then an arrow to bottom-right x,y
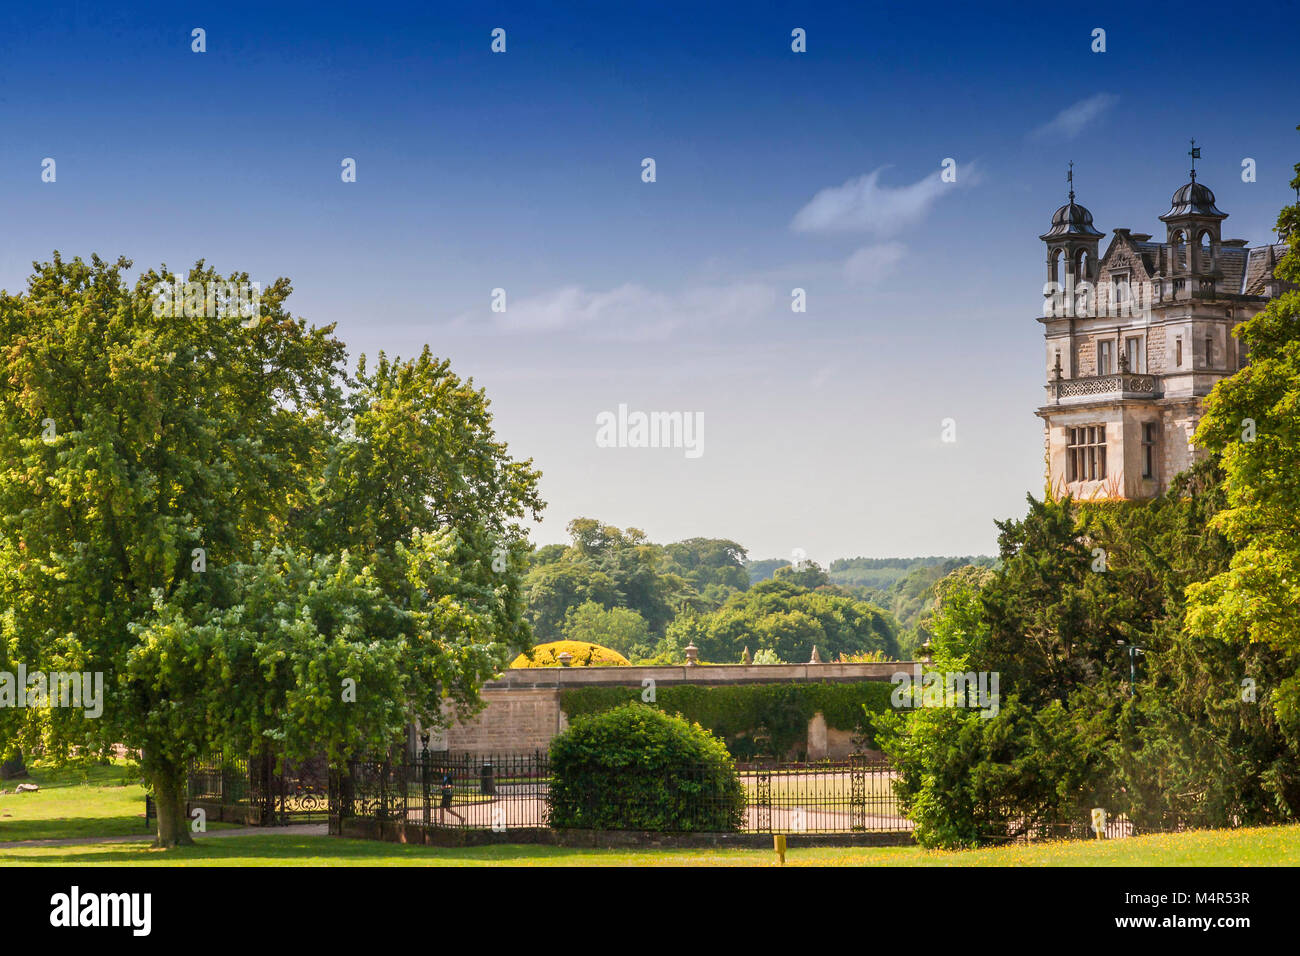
1170,230 -> 1187,271
1075,249 -> 1091,281
1197,230 -> 1213,273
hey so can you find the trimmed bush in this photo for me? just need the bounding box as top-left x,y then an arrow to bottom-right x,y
547,703 -> 745,832
510,640 -> 629,668
560,681 -> 895,760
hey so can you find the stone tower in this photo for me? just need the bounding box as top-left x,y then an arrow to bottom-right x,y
1035,153 -> 1290,499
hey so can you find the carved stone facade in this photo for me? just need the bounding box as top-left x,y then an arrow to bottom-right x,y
1035,165 -> 1289,499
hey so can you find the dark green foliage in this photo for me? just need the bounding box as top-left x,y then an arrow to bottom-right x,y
826,556 -> 997,656
879,693 -> 1110,849
524,520 -> 750,644
772,561 -> 830,589
1182,141 -> 1300,781
663,538 -> 751,598
1114,466 -> 1300,825
975,495 -> 1119,705
530,543 -> 567,566
524,521 -> 906,665
829,554 -> 994,587
524,561 -> 621,643
547,704 -> 744,831
686,578 -> 900,664
744,557 -> 790,584
560,681 -> 895,760
880,456 -> 1300,847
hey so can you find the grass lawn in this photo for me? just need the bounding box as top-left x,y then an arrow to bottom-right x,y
0,761 -> 154,842
0,760 -> 233,843
1,823 -> 1296,866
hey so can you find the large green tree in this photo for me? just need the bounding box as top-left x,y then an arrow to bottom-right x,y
0,254 -> 540,845
560,601 -> 652,658
522,519 -> 750,643
1186,143 -> 1300,770
688,577 -> 899,663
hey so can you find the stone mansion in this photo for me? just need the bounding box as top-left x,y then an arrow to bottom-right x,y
1036,161 -> 1290,499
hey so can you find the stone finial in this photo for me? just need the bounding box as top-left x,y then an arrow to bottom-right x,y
684,642 -> 699,667
557,651 -> 573,667
742,646 -> 752,665
809,645 -> 822,664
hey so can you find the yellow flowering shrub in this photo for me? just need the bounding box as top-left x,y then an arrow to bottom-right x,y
510,640 -> 630,668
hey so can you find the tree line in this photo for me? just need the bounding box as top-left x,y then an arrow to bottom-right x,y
523,518 -> 932,665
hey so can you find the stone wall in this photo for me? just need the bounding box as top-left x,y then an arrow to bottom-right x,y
432,687 -> 566,754
427,662 -> 905,757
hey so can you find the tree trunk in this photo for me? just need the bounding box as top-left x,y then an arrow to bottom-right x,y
150,765 -> 195,847
0,751 -> 28,780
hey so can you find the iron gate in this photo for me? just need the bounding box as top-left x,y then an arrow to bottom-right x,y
188,752 -> 332,826
253,752 -> 332,825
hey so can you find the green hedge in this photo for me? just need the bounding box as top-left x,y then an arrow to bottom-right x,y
548,704 -> 745,832
559,681 -> 895,761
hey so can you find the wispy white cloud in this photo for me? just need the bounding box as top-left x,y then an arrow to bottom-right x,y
791,164 -> 976,236
808,362 -> 838,390
843,242 -> 907,286
1029,93 -> 1118,140
450,281 -> 778,340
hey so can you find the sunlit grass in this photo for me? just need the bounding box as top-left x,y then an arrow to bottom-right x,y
0,759 -> 234,843
2,824 -> 1296,866
0,759 -> 153,842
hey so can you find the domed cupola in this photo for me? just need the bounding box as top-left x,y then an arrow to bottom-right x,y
1041,163 -> 1102,290
1161,179 -> 1226,221
1159,141 -> 1228,278
1041,197 -> 1104,240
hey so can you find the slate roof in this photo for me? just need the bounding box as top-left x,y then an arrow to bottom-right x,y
1243,244 -> 1287,295
1217,245 -> 1248,292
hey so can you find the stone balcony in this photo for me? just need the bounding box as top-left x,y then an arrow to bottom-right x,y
1045,373 -> 1162,405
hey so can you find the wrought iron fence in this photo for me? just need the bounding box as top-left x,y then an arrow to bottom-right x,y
181,749 -> 1199,843
185,751 -> 331,825
334,751 -> 911,834
988,811 -> 1181,844
340,751 -> 552,830
741,759 -> 908,834
187,755 -> 252,805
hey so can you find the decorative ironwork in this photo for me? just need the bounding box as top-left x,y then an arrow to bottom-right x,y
754,770 -> 772,833
420,734 -> 432,827
347,759 -> 407,822
849,755 -> 867,831
187,750 -> 333,826
270,754 -> 332,823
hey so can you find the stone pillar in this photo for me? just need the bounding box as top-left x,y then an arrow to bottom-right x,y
807,712 -> 829,761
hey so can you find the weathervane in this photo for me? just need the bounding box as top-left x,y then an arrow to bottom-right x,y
1067,160 -> 1075,202
1188,139 -> 1201,181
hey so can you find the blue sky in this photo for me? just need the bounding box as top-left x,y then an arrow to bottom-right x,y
1,1 -> 1296,562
